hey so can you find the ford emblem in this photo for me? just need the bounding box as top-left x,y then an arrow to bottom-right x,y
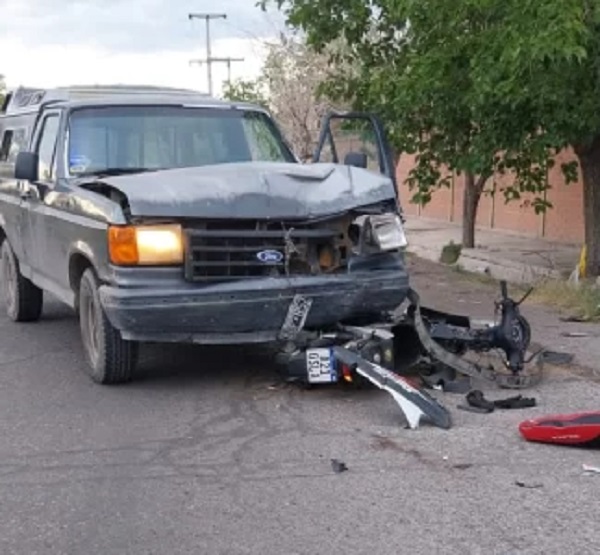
256,249 -> 284,264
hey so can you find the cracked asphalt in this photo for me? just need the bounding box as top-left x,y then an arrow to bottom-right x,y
0,257 -> 599,555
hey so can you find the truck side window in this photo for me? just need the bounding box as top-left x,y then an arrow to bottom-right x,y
1,128 -> 29,164
36,115 -> 60,182
0,130 -> 13,162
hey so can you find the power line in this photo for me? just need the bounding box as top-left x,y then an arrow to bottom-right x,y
188,12 -> 227,96
190,57 -> 245,86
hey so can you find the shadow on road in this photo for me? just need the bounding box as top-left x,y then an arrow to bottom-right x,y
0,295 -> 315,390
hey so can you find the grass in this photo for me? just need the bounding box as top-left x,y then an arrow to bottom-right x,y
451,264 -> 600,322
451,264 -> 498,286
528,279 -> 600,322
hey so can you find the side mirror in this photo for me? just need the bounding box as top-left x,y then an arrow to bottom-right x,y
344,151 -> 368,169
14,151 -> 39,181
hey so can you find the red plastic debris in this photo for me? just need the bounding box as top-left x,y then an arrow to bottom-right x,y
519,411 -> 600,446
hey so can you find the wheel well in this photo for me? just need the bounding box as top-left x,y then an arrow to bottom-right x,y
69,253 -> 93,308
0,227 -> 5,246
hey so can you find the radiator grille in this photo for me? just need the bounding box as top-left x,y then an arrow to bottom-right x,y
184,221 -> 344,281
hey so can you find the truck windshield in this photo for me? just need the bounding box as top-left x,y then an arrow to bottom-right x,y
66,105 -> 296,176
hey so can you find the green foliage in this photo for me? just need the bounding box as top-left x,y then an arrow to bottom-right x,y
222,78 -> 269,109
440,241 -> 463,265
260,0 -> 600,210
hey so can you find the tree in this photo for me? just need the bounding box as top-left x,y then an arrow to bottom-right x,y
263,0 -> 600,274
222,78 -> 269,109
223,35 -> 343,160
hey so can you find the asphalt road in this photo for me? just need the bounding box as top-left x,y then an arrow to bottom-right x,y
1,258 -> 599,555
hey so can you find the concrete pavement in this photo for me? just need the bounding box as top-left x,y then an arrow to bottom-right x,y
404,216 -> 581,284
0,258 -> 599,554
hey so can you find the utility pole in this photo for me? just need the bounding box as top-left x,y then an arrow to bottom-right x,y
188,12 -> 227,96
190,57 -> 245,88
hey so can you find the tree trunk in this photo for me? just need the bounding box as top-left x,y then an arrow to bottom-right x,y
575,139 -> 600,276
462,172 -> 487,248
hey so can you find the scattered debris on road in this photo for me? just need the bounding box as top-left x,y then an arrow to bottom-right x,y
420,366 -> 471,393
519,412 -> 600,446
582,464 -> 600,475
452,463 -> 473,470
561,332 -> 593,338
515,481 -> 544,489
538,351 -> 574,365
465,390 -> 496,413
331,459 -> 348,474
460,390 -> 537,414
493,395 -> 537,409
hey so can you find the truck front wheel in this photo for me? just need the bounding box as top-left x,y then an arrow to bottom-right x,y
0,240 -> 43,322
78,268 -> 138,384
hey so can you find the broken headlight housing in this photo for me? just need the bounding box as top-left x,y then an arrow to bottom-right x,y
350,213 -> 408,254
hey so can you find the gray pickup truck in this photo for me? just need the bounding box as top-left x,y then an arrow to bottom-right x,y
0,85 -> 410,384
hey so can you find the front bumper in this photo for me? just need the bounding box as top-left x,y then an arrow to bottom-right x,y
98,261 -> 409,344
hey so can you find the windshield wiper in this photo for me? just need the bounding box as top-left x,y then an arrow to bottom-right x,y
76,167 -> 161,178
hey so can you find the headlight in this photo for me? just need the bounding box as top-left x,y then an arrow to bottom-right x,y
351,213 -> 408,253
366,213 -> 408,250
108,224 -> 183,266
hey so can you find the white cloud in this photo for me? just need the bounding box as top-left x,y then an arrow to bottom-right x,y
1,36 -> 272,96
0,0 -> 287,95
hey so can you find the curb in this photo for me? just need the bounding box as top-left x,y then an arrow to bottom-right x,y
407,244 -> 563,285
456,249 -> 563,285
406,244 -> 443,264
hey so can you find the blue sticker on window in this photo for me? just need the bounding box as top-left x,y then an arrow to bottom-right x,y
69,154 -> 90,174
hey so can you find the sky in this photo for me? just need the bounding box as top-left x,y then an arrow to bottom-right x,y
0,0 -> 288,96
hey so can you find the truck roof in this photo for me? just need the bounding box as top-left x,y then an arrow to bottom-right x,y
0,84 -> 259,116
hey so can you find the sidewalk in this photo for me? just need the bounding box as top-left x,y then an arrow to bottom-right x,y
404,216 -> 581,284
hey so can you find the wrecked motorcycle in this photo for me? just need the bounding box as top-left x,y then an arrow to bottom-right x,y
276,111 -> 540,430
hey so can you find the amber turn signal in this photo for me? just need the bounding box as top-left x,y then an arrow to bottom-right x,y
108,224 -> 183,266
108,226 -> 139,265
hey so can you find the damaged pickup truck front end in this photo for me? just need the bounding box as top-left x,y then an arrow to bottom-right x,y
87,162 -> 411,345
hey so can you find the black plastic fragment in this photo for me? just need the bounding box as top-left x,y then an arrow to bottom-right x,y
331,459 -> 348,473
457,404 -> 494,414
539,351 -> 574,366
515,481 -> 543,489
421,365 -> 472,394
494,395 -> 537,409
466,390 -> 495,412
464,390 -> 537,412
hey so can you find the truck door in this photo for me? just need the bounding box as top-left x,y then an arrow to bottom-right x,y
312,111 -> 399,195
19,110 -> 61,288
0,122 -> 30,267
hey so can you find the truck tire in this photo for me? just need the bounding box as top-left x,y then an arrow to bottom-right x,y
0,240 -> 43,322
78,268 -> 139,384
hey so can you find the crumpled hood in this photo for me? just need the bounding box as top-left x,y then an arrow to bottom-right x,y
86,161 -> 397,219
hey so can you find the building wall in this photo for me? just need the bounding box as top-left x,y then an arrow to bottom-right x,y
396,148 -> 584,244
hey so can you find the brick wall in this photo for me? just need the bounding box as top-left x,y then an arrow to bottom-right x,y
396,148 -> 584,244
